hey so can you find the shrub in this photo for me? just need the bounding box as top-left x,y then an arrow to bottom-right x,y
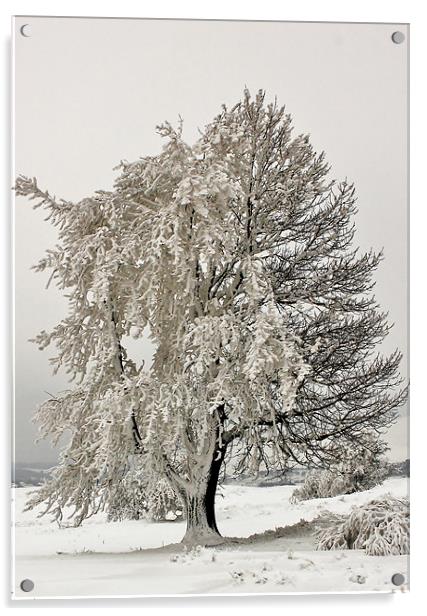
107,474 -> 182,522
291,470 -> 344,502
291,439 -> 387,502
315,495 -> 409,556
107,473 -> 148,521
145,478 -> 183,521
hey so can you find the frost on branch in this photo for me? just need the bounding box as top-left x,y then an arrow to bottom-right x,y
315,496 -> 409,556
16,89 -> 407,541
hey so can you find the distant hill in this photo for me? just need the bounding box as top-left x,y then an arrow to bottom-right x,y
225,467 -> 308,487
12,458 -> 409,489
225,459 -> 410,487
12,462 -> 55,487
386,458 -> 410,478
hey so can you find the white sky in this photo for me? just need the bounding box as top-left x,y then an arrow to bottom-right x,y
14,17 -> 408,464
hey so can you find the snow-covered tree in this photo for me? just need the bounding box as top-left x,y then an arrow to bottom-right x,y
16,89 -> 406,544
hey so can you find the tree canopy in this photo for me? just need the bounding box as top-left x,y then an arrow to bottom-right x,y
16,89 -> 406,543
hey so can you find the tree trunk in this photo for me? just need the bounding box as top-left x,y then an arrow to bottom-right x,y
181,445 -> 227,545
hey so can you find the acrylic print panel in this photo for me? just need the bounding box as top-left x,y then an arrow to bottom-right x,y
12,16 -> 409,599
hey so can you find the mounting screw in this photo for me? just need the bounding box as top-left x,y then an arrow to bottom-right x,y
19,24 -> 31,38
20,579 -> 34,592
391,31 -> 405,44
391,573 -> 405,586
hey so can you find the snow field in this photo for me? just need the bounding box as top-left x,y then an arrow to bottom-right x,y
13,477 -> 409,598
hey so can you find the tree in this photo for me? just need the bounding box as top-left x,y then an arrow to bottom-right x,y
16,89 -> 406,544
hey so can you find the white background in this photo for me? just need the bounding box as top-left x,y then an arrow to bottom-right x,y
1,0 -> 425,614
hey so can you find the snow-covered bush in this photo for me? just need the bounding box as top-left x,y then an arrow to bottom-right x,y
291,471 -> 332,502
145,478 -> 183,522
291,439 -> 387,502
107,474 -> 148,522
315,495 -> 409,556
291,469 -> 357,502
107,473 -> 182,522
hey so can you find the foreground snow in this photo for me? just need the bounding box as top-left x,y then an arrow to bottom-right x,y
12,477 -> 409,598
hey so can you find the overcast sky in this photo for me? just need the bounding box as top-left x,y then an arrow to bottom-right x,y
14,17 -> 408,465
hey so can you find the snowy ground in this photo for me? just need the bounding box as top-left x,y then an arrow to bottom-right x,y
12,477 -> 409,599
